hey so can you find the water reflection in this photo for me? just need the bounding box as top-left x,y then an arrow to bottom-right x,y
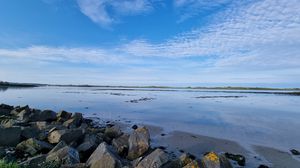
0,87 -> 8,92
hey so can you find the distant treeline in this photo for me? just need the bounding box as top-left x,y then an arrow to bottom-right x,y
0,81 -> 42,87
1,81 -> 299,91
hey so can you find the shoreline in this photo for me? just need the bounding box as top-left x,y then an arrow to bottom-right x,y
1,103 -> 299,167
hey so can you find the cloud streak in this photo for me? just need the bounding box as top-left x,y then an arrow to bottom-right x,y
77,0 -> 154,27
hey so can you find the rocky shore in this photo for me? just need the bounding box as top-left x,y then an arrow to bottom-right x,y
0,103 -> 293,168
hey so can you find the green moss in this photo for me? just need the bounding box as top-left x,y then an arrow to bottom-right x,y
0,160 -> 20,168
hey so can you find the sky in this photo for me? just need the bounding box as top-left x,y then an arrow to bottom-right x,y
0,0 -> 299,87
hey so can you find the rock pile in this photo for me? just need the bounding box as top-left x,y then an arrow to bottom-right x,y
0,103 -> 241,168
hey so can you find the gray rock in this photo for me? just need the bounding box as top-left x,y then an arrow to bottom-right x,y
48,129 -> 84,144
32,110 -> 57,122
0,119 -> 16,128
61,163 -> 88,168
16,138 -> 53,156
0,126 -> 21,146
112,134 -> 129,156
17,108 -> 32,122
0,103 -> 14,115
201,152 -> 232,168
179,153 -> 194,167
46,146 -> 80,165
10,105 -> 30,116
127,127 -> 150,160
63,113 -> 83,128
136,148 -> 169,168
21,127 -> 41,139
77,134 -> 99,161
20,154 -> 46,167
48,141 -> 67,155
105,125 -> 122,139
34,121 -> 48,130
57,110 -> 72,122
87,142 -> 122,168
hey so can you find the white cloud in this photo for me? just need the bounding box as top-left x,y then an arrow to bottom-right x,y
77,0 -> 154,27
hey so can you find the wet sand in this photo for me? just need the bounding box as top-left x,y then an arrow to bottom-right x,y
117,121 -> 300,168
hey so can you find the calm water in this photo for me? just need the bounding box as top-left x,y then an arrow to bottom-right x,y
1,86 -> 300,150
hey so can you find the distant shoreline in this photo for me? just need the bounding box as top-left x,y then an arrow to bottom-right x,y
1,81 -> 300,91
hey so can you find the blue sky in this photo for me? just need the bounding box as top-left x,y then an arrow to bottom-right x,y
0,0 -> 300,87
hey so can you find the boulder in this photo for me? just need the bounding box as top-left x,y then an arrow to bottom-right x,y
0,103 -> 14,115
112,134 -> 129,156
180,153 -> 194,167
10,105 -> 30,116
77,134 -> 99,161
19,154 -> 46,167
21,127 -> 41,139
136,148 -> 169,168
127,127 -> 150,160
17,109 -> 32,122
57,111 -> 72,122
0,119 -> 16,128
183,161 -> 201,168
46,146 -> 80,165
48,141 -> 67,155
16,138 -> 53,156
63,113 -> 83,128
87,142 -> 122,168
224,152 -> 245,166
290,149 -> 300,155
31,110 -> 57,122
34,121 -> 48,130
48,129 -> 84,144
0,126 -> 21,146
201,152 -> 232,168
61,163 -> 88,168
104,125 -> 122,139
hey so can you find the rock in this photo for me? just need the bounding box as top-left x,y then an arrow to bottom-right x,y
17,109 -> 32,122
32,110 -> 57,122
183,161 -> 201,168
224,152 -> 245,166
201,152 -> 232,168
136,148 -> 169,168
0,119 -> 16,128
0,103 -> 14,115
48,141 -> 67,155
21,127 -> 41,139
77,134 -> 99,161
57,110 -> 72,122
0,126 -> 21,146
11,105 -> 30,115
46,146 -> 80,165
61,163 -> 88,168
258,165 -> 269,168
132,125 -> 138,130
87,142 -> 122,168
162,160 -> 182,168
0,147 -> 6,158
16,138 -> 53,156
19,154 -> 46,167
48,129 -> 84,144
112,134 -> 129,156
127,127 -> 150,160
290,149 -> 300,155
34,121 -> 48,130
63,113 -> 83,128
105,125 -> 122,139
179,153 -> 194,167
18,108 -> 56,122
